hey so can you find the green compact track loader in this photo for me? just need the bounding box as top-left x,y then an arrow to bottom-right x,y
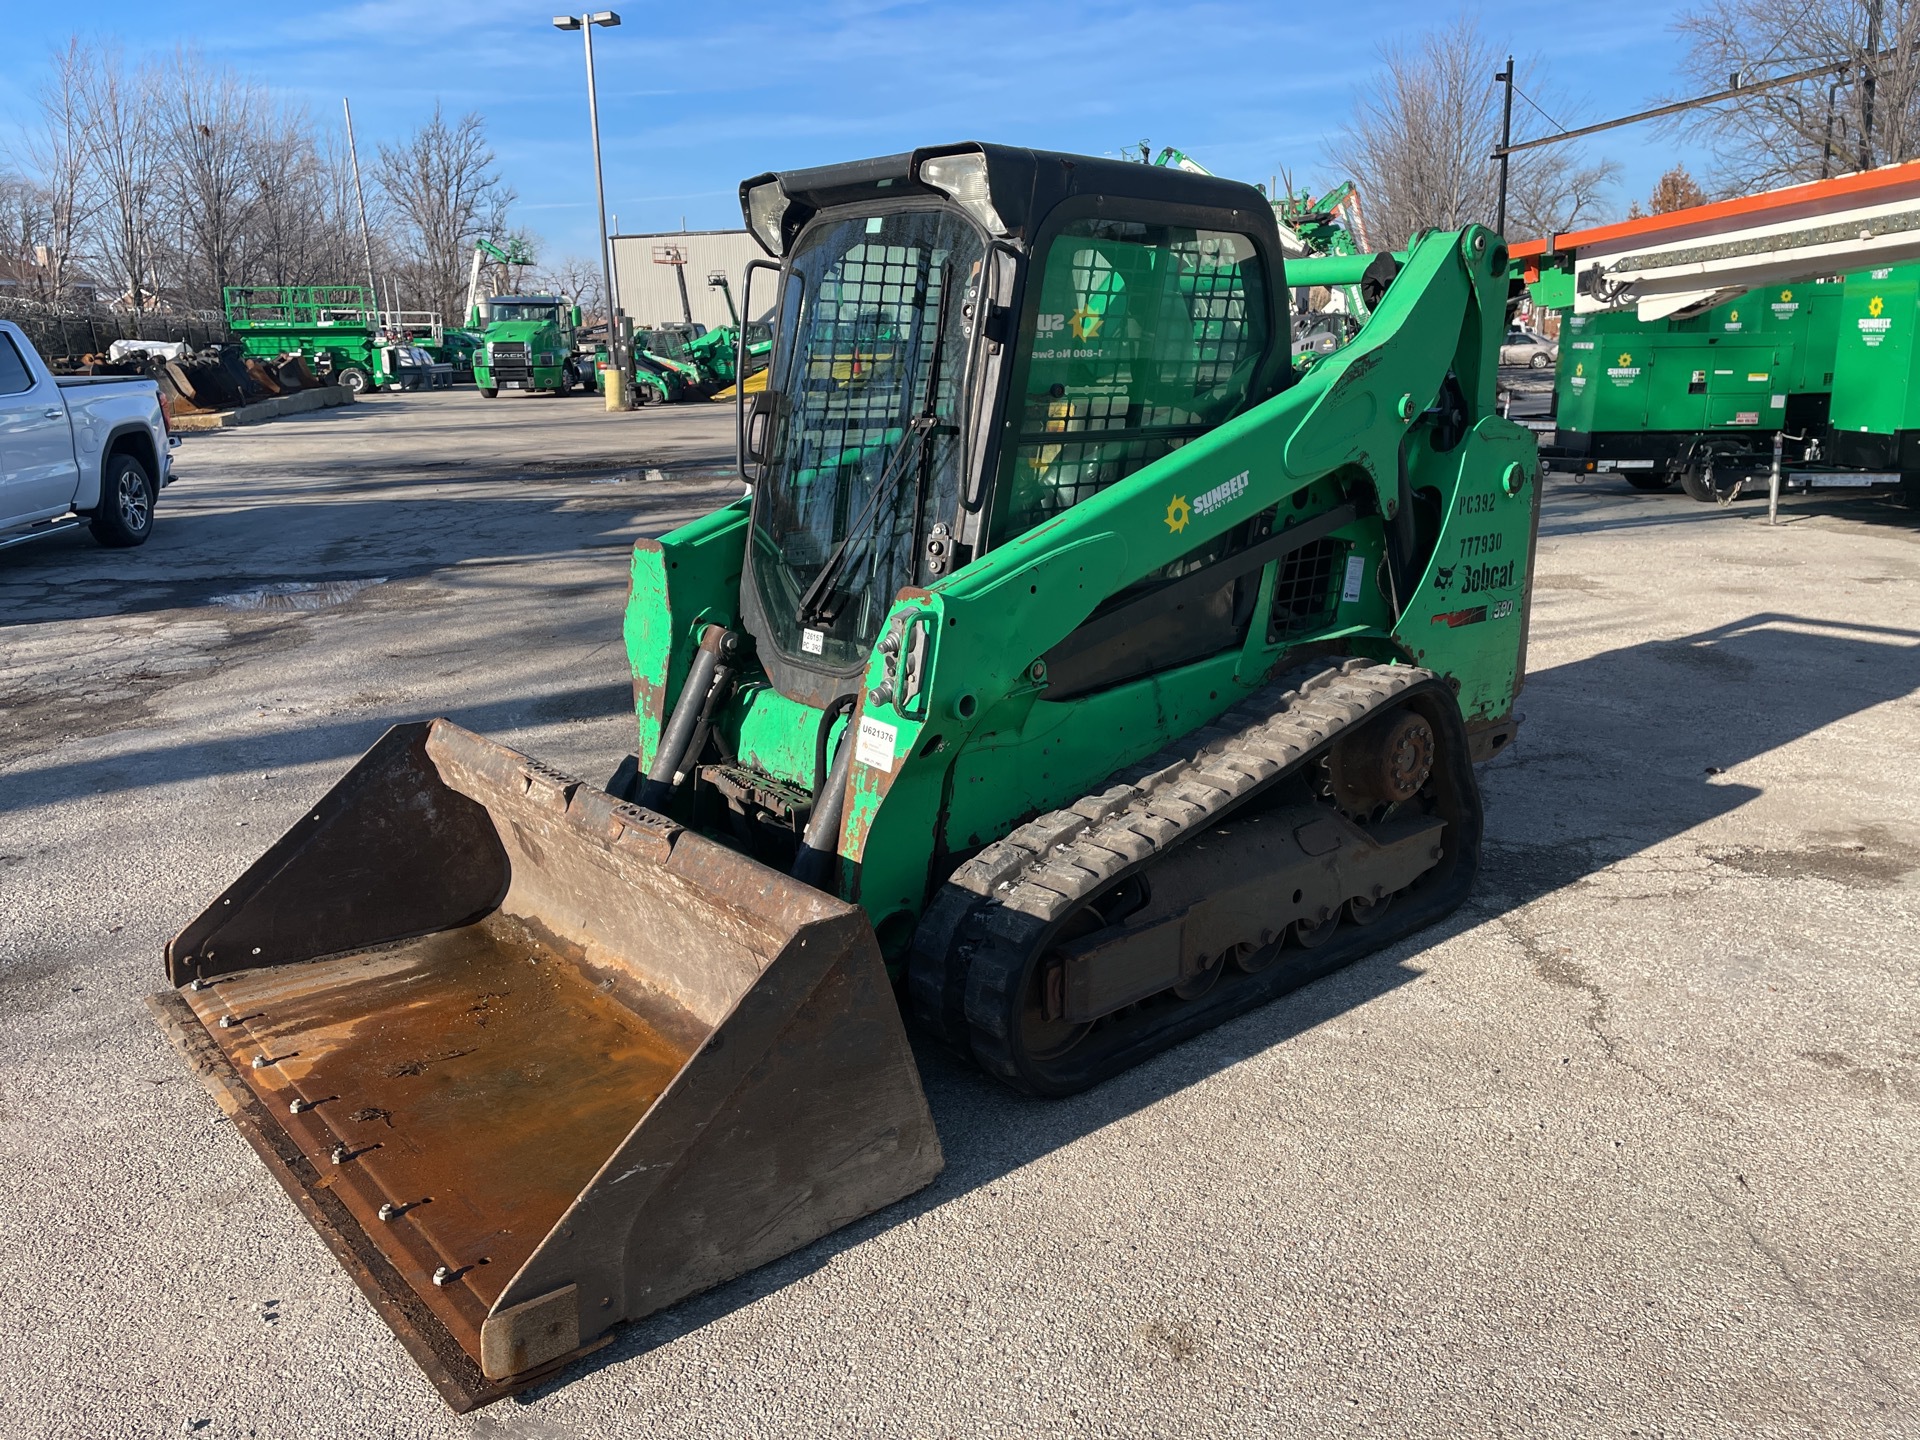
154,144 -> 1540,1409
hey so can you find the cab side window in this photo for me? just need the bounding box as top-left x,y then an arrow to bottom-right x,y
990,218 -> 1268,546
0,334 -> 36,396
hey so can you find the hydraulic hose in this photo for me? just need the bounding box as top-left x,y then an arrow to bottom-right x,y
793,708 -> 859,889
638,625 -> 729,811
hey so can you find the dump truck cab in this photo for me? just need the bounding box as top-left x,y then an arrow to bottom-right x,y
473,295 -> 586,396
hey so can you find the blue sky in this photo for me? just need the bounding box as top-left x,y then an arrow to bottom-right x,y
0,1 -> 1707,263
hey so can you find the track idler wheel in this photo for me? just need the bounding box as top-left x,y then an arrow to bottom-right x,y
1329,710 -> 1435,812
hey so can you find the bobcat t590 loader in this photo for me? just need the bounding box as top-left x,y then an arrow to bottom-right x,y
153,144 -> 1539,1408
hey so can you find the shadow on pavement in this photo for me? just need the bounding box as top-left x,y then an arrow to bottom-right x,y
0,475 -> 739,628
523,608 -> 1920,1401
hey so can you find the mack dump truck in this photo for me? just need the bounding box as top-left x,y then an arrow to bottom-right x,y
152,144 -> 1540,1409
472,294 -> 591,397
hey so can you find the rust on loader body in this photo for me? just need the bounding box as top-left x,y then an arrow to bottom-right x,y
155,720 -> 942,1409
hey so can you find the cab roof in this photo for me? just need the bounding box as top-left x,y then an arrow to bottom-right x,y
739,141 -> 1278,256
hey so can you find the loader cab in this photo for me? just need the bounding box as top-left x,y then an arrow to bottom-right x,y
737,143 -> 1292,708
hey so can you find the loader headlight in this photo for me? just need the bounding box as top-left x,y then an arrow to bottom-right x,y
745,180 -> 789,255
918,150 -> 1008,237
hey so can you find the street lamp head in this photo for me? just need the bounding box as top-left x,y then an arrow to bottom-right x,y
588,11 -> 621,25
552,15 -> 582,29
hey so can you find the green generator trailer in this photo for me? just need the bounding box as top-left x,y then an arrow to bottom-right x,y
159,143 -> 1539,1408
1822,264 -> 1920,496
1551,279 -> 1843,499
223,285 -> 393,394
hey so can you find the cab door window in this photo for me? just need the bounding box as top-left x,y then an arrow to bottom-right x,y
990,217 -> 1269,546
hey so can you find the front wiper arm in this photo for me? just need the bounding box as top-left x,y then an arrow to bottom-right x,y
795,259 -> 957,630
795,417 -> 933,627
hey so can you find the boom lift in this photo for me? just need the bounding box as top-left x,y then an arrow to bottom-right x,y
153,144 -> 1539,1409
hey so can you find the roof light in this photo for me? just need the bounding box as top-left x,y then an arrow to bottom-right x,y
917,152 -> 1008,237
745,180 -> 790,255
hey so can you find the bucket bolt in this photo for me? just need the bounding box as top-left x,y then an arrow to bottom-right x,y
432,1266 -> 454,1287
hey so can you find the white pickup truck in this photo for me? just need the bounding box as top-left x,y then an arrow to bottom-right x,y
0,319 -> 174,551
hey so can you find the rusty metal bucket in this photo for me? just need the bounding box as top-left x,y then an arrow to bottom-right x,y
151,720 -> 942,1410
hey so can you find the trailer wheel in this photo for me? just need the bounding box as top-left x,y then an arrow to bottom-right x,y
90,451 -> 156,548
1679,464 -> 1729,503
479,386 -> 499,399
335,366 -> 371,395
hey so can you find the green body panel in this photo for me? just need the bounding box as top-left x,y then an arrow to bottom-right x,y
1554,279 -> 1844,438
624,498 -> 751,764
1831,265 -> 1920,435
623,225 -> 1535,955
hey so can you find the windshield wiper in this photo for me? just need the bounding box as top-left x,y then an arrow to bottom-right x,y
796,259 -> 956,630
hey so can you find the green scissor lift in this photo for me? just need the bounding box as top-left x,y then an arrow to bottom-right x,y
224,286 -> 392,395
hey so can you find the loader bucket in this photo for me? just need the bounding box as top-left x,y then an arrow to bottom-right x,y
152,720 -> 942,1410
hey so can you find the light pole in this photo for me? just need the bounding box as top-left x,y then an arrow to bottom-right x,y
553,11 -> 629,409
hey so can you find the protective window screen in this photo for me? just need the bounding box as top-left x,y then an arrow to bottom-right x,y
992,218 -> 1267,545
1266,536 -> 1348,641
752,208 -> 982,668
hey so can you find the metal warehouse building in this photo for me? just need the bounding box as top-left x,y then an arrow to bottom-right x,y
610,229 -> 772,331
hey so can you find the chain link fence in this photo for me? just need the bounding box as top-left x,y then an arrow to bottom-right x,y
0,297 -> 231,361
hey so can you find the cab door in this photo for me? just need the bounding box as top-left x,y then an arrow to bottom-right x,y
0,331 -> 81,526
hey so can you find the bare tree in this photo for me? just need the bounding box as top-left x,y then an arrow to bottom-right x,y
76,44 -> 162,312
245,100 -> 355,290
0,172 -> 55,294
18,37 -> 97,302
159,49 -> 262,310
1328,15 -> 1618,247
532,253 -> 603,321
1673,0 -> 1920,190
374,105 -> 513,323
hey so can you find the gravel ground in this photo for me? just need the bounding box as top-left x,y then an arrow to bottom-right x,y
2,389 -> 1917,1439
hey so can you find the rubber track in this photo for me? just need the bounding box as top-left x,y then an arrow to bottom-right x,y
907,659 -> 1438,1089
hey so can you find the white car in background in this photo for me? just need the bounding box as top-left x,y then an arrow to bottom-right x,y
0,319 -> 175,551
1500,326 -> 1559,368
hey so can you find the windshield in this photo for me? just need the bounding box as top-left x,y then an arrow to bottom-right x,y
750,206 -> 983,670
490,302 -> 559,324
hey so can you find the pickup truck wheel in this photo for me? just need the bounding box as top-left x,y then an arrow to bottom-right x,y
336,366 -> 371,395
90,452 -> 156,548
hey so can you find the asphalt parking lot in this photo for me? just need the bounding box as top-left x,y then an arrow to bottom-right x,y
3,388 -> 1918,1439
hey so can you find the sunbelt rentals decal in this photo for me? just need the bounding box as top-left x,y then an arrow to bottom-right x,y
1859,294 -> 1894,348
1608,351 -> 1641,388
1166,470 -> 1248,533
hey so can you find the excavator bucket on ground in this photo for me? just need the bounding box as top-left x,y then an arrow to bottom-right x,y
151,719 -> 942,1410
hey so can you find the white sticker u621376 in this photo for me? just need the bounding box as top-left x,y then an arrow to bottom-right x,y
1341,555 -> 1365,603
855,715 -> 898,772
